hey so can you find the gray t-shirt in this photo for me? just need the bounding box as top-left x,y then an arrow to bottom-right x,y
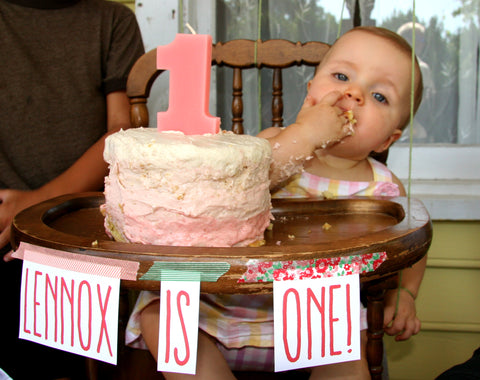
0,0 -> 144,189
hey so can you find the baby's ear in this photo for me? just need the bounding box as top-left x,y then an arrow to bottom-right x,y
374,129 -> 403,153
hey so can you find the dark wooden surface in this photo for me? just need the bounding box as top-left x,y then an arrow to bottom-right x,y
11,192 -> 431,293
11,192 -> 432,379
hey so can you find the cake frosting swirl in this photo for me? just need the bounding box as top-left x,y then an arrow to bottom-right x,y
102,128 -> 272,247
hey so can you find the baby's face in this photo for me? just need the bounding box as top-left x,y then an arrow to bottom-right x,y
308,30 -> 412,158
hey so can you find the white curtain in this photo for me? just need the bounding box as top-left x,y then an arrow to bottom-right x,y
458,23 -> 480,143
135,0 -> 478,144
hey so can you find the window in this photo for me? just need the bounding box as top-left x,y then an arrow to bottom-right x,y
135,0 -> 480,220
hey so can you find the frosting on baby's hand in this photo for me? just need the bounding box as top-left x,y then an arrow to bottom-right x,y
319,110 -> 357,148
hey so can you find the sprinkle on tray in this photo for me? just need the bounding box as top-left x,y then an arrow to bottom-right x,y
322,222 -> 332,231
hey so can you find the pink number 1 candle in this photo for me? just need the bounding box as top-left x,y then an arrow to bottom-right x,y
156,34 -> 220,135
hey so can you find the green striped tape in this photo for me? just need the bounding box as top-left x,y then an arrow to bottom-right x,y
140,262 -> 230,282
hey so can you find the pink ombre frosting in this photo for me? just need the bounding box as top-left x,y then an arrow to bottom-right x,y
102,128 -> 272,247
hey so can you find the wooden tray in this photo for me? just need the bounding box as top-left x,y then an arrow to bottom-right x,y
11,192 -> 432,293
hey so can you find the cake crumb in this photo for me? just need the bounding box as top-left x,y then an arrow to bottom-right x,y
322,190 -> 335,199
344,110 -> 357,135
288,234 -> 295,240
91,240 -> 99,247
344,110 -> 357,124
267,223 -> 274,231
322,222 -> 332,231
320,140 -> 331,149
276,240 -> 282,246
249,239 -> 266,247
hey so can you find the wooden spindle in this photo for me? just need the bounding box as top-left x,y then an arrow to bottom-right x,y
365,275 -> 397,379
272,68 -> 284,128
232,67 -> 244,134
130,97 -> 149,128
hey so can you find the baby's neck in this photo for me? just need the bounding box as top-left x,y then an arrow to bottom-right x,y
305,154 -> 373,182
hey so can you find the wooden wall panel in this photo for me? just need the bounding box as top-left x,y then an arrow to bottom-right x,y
386,221 -> 480,379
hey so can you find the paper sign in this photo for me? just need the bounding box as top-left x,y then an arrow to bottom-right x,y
274,275 -> 361,372
19,260 -> 120,364
157,273 -> 201,375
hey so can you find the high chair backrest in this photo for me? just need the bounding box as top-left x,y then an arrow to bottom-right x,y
126,38 -> 390,164
126,39 -> 329,134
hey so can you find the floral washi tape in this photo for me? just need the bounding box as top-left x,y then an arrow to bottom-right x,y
238,252 -> 387,283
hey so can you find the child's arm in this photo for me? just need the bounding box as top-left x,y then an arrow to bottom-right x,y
383,173 -> 427,341
0,91 -> 131,254
258,91 -> 353,188
383,257 -> 426,341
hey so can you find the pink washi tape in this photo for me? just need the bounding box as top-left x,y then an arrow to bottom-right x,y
13,242 -> 139,281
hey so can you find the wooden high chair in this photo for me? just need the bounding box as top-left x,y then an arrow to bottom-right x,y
123,39 -> 429,378
9,39 -> 431,380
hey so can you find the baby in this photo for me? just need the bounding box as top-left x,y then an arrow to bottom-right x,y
259,26 -> 425,379
133,26 -> 425,380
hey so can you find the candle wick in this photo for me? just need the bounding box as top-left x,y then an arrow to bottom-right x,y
185,23 -> 197,35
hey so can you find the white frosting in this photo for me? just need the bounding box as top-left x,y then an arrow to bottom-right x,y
102,128 -> 273,247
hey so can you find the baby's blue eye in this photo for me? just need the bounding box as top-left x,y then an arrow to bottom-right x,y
373,92 -> 387,103
334,73 -> 348,81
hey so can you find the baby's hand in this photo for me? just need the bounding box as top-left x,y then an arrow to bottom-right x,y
295,92 -> 354,149
383,288 -> 421,341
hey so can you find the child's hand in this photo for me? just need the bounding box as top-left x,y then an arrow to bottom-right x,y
295,91 -> 353,149
0,189 -> 41,258
383,288 -> 421,341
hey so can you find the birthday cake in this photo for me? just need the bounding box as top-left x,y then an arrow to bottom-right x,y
102,128 -> 273,247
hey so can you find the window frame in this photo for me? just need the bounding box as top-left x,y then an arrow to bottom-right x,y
388,145 -> 480,220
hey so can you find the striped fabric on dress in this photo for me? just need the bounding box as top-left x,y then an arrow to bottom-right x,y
272,157 -> 399,198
